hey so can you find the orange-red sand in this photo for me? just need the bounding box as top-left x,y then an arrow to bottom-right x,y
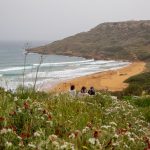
50,62 -> 145,93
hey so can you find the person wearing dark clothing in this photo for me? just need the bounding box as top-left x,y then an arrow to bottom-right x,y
88,87 -> 95,95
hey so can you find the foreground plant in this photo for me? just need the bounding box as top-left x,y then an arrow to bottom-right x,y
0,92 -> 150,149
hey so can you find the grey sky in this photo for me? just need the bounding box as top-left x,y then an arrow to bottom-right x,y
0,0 -> 150,41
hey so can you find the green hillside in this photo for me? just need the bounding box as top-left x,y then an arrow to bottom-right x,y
0,88 -> 150,149
29,20 -> 150,61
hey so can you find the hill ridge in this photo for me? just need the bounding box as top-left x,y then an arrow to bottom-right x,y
28,20 -> 150,61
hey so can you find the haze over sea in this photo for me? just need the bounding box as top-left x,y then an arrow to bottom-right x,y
0,41 -> 129,91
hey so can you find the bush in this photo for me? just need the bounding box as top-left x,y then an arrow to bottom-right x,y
123,83 -> 143,96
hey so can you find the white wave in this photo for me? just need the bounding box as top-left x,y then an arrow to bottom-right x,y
33,59 -> 94,67
25,61 -> 128,79
0,66 -> 34,72
82,60 -> 116,65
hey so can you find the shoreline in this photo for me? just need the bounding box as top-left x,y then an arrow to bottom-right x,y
50,61 -> 146,93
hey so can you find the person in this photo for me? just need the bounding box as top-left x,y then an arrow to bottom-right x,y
88,87 -> 95,95
78,86 -> 88,97
69,85 -> 76,97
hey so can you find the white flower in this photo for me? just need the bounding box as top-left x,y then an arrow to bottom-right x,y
46,121 -> 53,127
0,128 -> 7,134
129,138 -> 135,142
88,138 -> 100,145
110,96 -> 118,100
37,107 -> 43,111
109,122 -> 117,127
52,141 -> 60,148
113,134 -> 119,139
34,131 -> 41,137
14,97 -> 18,101
49,134 -> 58,141
101,125 -> 111,129
18,108 -> 22,113
7,128 -> 12,132
69,133 -> 75,139
41,116 -> 44,120
82,126 -> 90,134
60,144 -> 67,149
89,138 -> 95,145
17,136 -> 22,140
6,141 -> 12,147
28,143 -> 36,148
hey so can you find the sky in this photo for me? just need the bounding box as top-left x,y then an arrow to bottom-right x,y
0,0 -> 150,41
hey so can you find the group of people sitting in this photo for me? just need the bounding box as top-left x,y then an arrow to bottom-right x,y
69,85 -> 95,97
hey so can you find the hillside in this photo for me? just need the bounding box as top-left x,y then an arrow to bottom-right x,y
28,20 -> 150,61
0,88 -> 150,149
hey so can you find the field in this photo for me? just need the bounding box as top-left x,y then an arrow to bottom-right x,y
0,88 -> 150,150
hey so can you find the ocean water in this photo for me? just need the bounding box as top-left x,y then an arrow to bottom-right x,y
0,41 -> 129,91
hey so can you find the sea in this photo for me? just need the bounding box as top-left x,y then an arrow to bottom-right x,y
0,41 -> 129,91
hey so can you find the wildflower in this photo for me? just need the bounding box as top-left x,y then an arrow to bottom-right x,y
14,97 -> 18,101
19,141 -> 24,147
7,128 -> 12,133
82,126 -> 90,134
24,102 -> 29,109
41,116 -> 44,120
0,128 -> 7,134
48,114 -> 52,120
74,130 -> 82,137
113,133 -> 119,139
93,130 -> 100,139
46,120 -> 53,127
60,144 -> 67,149
17,136 -> 22,140
69,133 -> 75,139
52,141 -> 60,148
0,116 -> 5,122
34,131 -> 41,137
101,125 -> 111,129
49,134 -> 58,141
129,138 -> 135,142
82,146 -> 88,149
28,143 -> 36,148
20,133 -> 30,139
6,141 -> 12,147
17,108 -> 22,113
109,122 -> 117,127
87,122 -> 92,129
9,111 -> 17,116
37,107 -> 42,111
88,138 -> 100,145
42,109 -> 47,114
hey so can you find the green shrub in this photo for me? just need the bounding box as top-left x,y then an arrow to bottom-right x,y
123,83 -> 143,96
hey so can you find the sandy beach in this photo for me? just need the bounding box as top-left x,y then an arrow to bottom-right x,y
50,61 -> 146,93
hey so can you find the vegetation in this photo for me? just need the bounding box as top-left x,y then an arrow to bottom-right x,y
123,96 -> 150,123
124,72 -> 150,96
0,88 -> 150,149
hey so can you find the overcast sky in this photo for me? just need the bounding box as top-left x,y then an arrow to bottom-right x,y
0,0 -> 150,41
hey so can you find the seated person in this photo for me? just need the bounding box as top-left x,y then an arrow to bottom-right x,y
88,86 -> 95,95
78,86 -> 89,97
69,85 -> 76,97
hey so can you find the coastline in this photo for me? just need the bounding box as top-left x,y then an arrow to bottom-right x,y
50,61 -> 146,93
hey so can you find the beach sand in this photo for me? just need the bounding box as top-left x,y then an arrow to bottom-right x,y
50,61 -> 146,93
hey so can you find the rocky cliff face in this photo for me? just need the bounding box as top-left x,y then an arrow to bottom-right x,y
28,20 -> 150,61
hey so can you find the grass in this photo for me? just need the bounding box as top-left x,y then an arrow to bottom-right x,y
123,96 -> 150,123
0,88 -> 150,149
124,72 -> 150,96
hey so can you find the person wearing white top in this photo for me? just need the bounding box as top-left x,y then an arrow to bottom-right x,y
69,85 -> 76,97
